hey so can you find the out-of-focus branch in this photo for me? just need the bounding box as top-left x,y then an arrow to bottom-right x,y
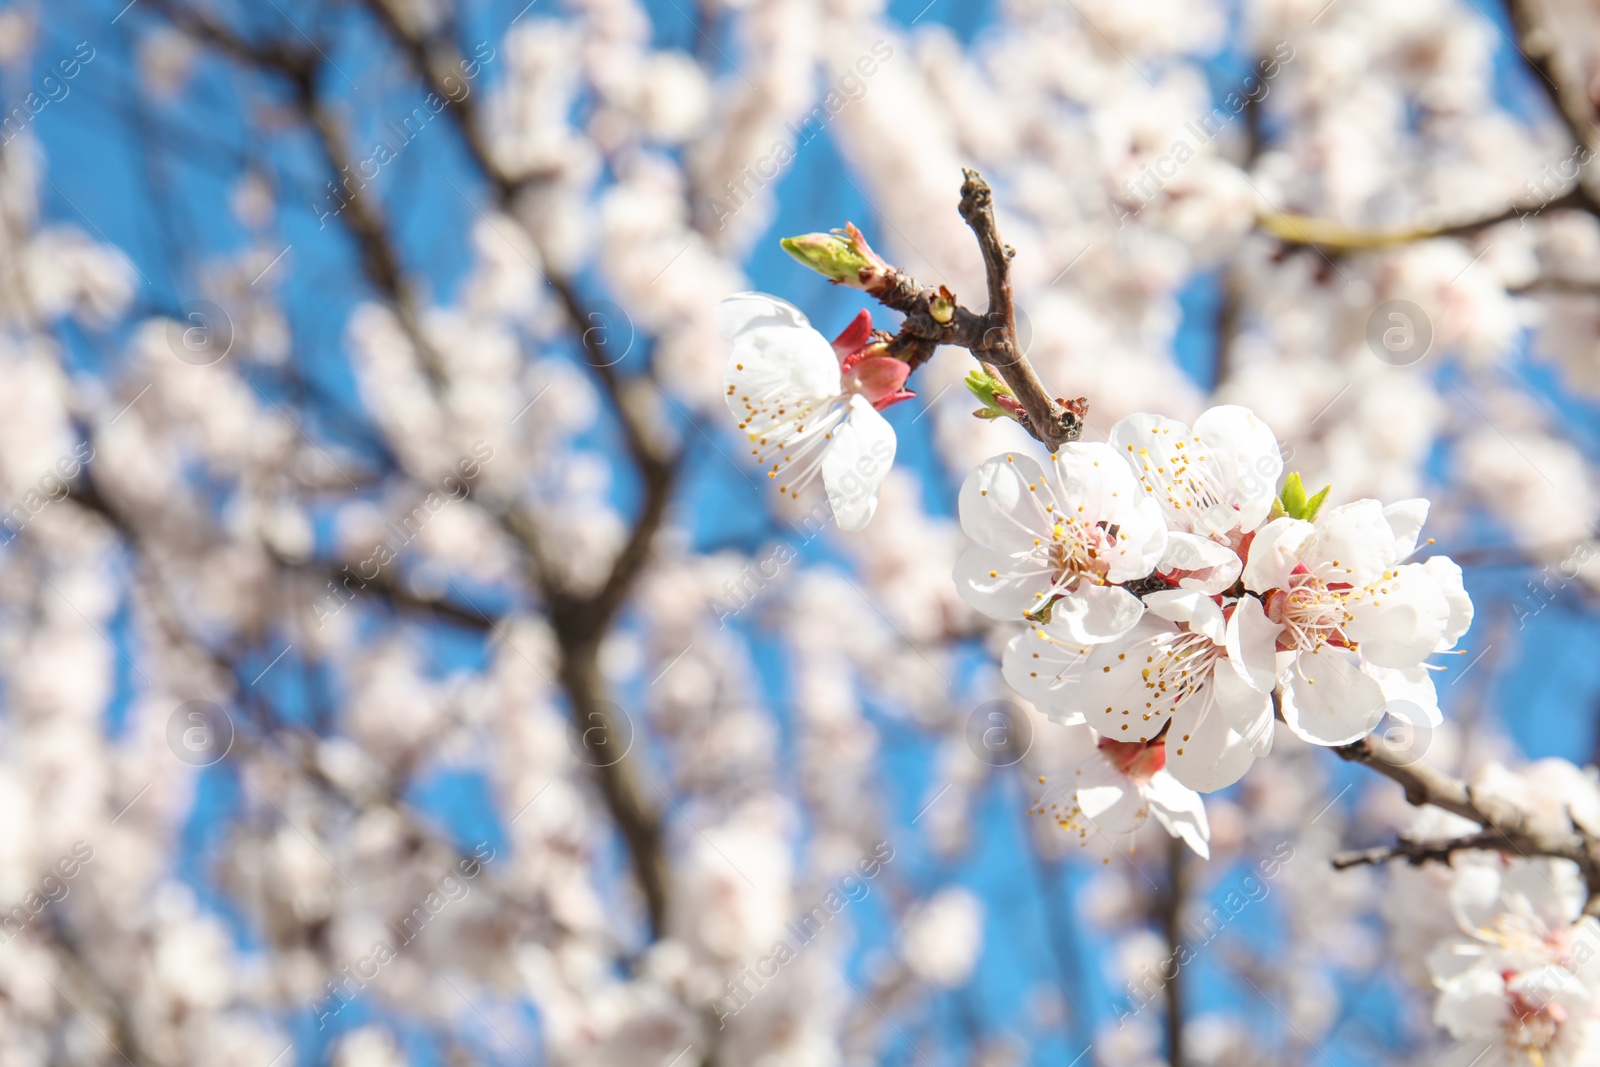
145,0 -> 314,76
150,0 -> 449,385
1331,830 -> 1533,870
362,0 -> 515,199
291,78 -> 448,384
1258,188 -> 1598,253
1262,0 -> 1600,255
154,0 -> 682,941
1335,734 -> 1600,912
1511,276 -> 1600,296
1161,835 -> 1188,1067
1506,0 -> 1599,167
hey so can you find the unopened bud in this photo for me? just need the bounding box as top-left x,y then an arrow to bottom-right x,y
779,221 -> 890,291
966,368 -> 1024,424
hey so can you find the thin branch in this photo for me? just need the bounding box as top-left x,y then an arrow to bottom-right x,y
1161,834 -> 1188,1067
1331,830 -> 1530,871
1335,734 -> 1600,911
858,170 -> 1086,450
1506,0 -> 1600,168
1259,0 -> 1600,256
1258,187 -> 1597,253
957,170 -> 1086,451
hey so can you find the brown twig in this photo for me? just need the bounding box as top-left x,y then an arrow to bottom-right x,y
1335,734 -> 1600,912
863,170 -> 1085,450
1331,830 -> 1533,871
1261,0 -> 1600,255
164,0 -> 682,940
1506,0 -> 1600,170
1162,834 -> 1188,1067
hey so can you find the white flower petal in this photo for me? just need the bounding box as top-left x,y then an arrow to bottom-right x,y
1280,646 -> 1385,745
1002,624 -> 1089,724
1160,531 -> 1242,594
1052,444 -> 1168,582
1193,405 -> 1283,533
1103,496 -> 1169,583
1432,964 -> 1508,1040
953,545 -> 1041,621
1305,499 -> 1398,587
1383,498 -> 1430,558
1165,665 -> 1269,793
1051,442 -> 1140,525
1109,412 -> 1188,461
958,452 -> 1053,554
1075,756 -> 1147,833
716,291 -> 812,338
1364,664 -> 1441,726
1224,594 -> 1279,693
1051,583 -> 1147,645
1242,517 -> 1315,593
820,395 -> 895,531
1423,555 -> 1474,651
722,302 -> 840,403
1344,563 -> 1450,669
1109,413 -> 1208,527
1144,588 -> 1226,644
1080,617 -> 1179,742
1509,965 -> 1590,1017
1144,771 -> 1211,858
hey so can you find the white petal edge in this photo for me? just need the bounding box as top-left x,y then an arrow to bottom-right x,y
820,395 -> 895,531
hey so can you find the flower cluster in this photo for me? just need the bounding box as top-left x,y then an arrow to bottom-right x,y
711,297 -> 1478,861
1386,764 -> 1600,1067
1432,861 -> 1600,1067
710,299 -> 1476,853
962,406 -> 1472,854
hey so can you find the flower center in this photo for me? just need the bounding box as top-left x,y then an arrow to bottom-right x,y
1265,567 -> 1354,653
1098,737 -> 1167,780
1128,442 -> 1225,525
1137,630 -> 1221,713
735,388 -> 850,500
1041,520 -> 1113,592
1506,978 -> 1564,1064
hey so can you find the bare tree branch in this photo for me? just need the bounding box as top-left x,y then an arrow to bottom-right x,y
1506,0 -> 1600,167
1162,834 -> 1189,1067
1331,830 -> 1533,871
158,0 -> 683,940
853,170 -> 1086,450
1336,734 -> 1600,911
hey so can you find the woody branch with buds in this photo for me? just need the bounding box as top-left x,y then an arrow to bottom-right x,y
782,169 -> 1086,451
780,167 -> 1600,908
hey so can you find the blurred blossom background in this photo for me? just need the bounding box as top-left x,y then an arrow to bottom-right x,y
0,0 -> 1598,1065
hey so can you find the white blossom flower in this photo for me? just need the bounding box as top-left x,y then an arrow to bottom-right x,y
1242,498 -> 1472,745
1036,730 -> 1211,859
955,446 -> 1167,643
900,888 -> 985,987
718,292 -> 911,531
1007,589 -> 1276,791
1430,861 -> 1600,1067
1110,405 -> 1283,594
